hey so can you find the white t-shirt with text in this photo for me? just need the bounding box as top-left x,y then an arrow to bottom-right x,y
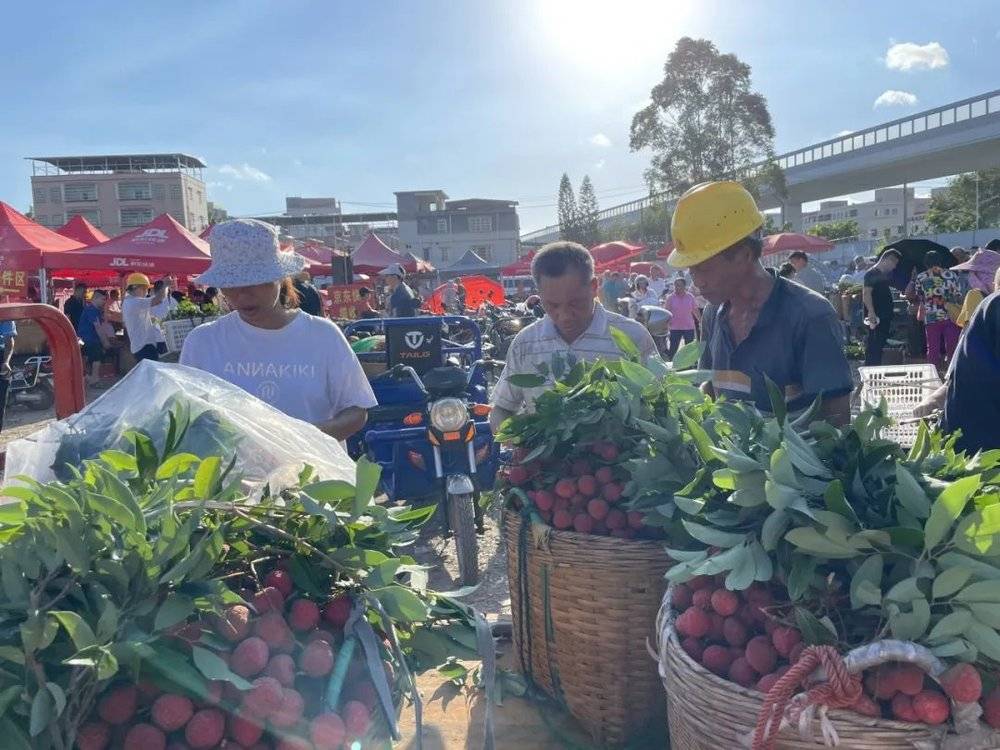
180,311 -> 377,425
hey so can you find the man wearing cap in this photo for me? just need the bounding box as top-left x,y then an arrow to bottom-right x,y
668,182 -> 853,424
122,273 -> 172,363
380,263 -> 421,318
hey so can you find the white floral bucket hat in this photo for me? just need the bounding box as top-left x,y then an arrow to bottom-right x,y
197,218 -> 307,288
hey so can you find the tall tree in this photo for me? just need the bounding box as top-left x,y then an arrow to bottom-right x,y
629,37 -> 782,199
926,169 -> 1000,233
557,173 -> 580,243
577,175 -> 601,247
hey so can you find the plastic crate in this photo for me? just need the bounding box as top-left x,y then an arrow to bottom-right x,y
162,317 -> 216,353
858,364 -> 941,446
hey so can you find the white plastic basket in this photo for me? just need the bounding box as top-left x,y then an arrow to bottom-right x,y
858,364 -> 941,446
162,317 -> 216,353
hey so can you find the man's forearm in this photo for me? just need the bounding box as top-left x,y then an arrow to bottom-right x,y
320,406 -> 367,441
489,405 -> 514,435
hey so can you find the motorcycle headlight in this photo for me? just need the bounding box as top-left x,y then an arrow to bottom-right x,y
430,398 -> 468,431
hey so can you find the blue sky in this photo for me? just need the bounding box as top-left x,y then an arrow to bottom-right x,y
1,0 -> 997,232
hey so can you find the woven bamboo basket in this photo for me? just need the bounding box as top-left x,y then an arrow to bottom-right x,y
654,586 -> 1000,750
504,511 -> 671,747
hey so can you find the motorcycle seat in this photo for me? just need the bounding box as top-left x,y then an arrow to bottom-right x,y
422,365 -> 468,398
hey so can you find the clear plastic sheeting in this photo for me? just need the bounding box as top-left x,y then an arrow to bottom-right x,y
3,361 -> 356,492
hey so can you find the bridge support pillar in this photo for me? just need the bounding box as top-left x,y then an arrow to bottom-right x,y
780,201 -> 802,232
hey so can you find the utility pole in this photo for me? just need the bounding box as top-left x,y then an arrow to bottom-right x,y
976,172 -> 980,230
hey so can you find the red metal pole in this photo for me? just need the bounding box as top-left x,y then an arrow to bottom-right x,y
0,303 -> 85,419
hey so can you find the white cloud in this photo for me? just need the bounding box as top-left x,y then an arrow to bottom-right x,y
594,159 -> 606,170
217,163 -> 272,182
835,130 -> 853,137
874,90 -> 918,108
885,41 -> 949,71
589,133 -> 612,147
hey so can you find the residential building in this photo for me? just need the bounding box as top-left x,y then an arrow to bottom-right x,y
207,201 -> 229,224
395,190 -> 519,269
27,153 -> 208,237
801,187 -> 931,239
251,197 -> 397,250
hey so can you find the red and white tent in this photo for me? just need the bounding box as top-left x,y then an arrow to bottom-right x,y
590,241 -> 645,273
351,232 -> 407,275
57,215 -> 110,246
0,202 -> 84,271
43,213 -> 211,275
501,251 -> 535,276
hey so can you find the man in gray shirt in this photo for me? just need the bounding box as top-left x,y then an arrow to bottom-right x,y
788,251 -> 827,295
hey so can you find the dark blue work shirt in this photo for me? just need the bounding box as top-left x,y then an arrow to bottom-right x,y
699,276 -> 853,413
77,304 -> 104,346
944,291 -> 1000,453
389,283 -> 421,318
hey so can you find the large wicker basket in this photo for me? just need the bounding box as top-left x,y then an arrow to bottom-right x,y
504,512 -> 671,747
655,587 -> 981,749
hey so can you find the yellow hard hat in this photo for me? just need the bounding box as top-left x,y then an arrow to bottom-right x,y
125,273 -> 151,288
668,181 -> 764,268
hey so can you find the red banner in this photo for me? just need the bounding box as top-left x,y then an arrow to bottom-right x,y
324,283 -> 366,319
0,270 -> 29,297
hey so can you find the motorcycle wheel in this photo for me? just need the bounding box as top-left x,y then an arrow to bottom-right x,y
21,379 -> 55,412
446,492 -> 480,585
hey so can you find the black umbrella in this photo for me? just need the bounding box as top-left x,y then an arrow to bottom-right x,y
878,238 -> 955,290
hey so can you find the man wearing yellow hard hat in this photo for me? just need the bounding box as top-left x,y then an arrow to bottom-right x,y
121,272 -> 173,363
669,181 -> 852,424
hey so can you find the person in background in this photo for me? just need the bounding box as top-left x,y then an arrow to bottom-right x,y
0,320 -> 17,433
788,251 -> 826,294
669,181 -> 853,424
951,246 -> 971,265
455,278 -> 467,312
78,289 -> 113,388
490,242 -> 657,428
181,219 -> 376,441
379,263 -> 422,318
105,288 -> 123,324
915,250 -> 964,372
150,278 -> 179,320
631,275 -> 659,310
778,262 -> 796,279
203,287 -> 221,309
292,272 -> 322,316
661,277 -> 700,360
440,279 -> 460,314
862,250 -> 902,366
357,287 -> 380,319
63,282 -> 87,332
952,249 -> 1000,327
190,289 -> 206,306
122,273 -> 171,363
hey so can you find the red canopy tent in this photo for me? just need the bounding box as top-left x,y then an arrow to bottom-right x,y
426,275 -> 505,314
590,241 -> 645,272
656,242 -> 674,259
762,233 -> 834,256
293,240 -> 348,274
351,232 -> 406,275
501,251 -> 536,277
57,215 -> 110,246
43,213 -> 211,275
0,202 -> 84,271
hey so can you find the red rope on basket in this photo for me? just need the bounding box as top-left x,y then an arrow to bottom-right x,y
751,645 -> 862,750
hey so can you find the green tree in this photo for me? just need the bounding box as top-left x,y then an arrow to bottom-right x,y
557,173 -> 581,243
926,169 -> 1000,233
630,37 -> 782,199
577,175 -> 601,247
762,213 -> 792,234
806,219 -> 860,241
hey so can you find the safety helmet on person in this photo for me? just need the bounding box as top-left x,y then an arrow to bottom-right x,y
668,181 -> 764,269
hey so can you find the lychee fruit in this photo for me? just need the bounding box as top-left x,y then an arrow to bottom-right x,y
912,690 -> 950,725
97,684 -> 138,725
323,595 -> 352,628
348,681 -> 380,712
888,664 -> 925,697
587,498 -> 609,520
342,700 -> 371,736
185,708 -> 226,749
311,712 -> 347,750
123,723 -> 166,750
756,673 -> 780,694
137,679 -> 163,702
254,612 -> 293,649
601,482 -> 623,503
626,511 -> 644,530
573,513 -> 594,534
214,605 -> 252,643
570,458 -> 592,476
681,637 -> 704,662
771,627 -> 802,659
300,639 -> 335,678
595,466 -> 614,484
152,694 -> 194,732
577,475 -> 598,497
244,676 -> 284,716
76,721 -> 111,750
265,654 -> 297,687
702,645 -> 734,676
228,712 -> 265,747
865,666 -> 898,700
232,636 -> 270,677
276,738 -> 312,750
269,688 -> 305,728
707,613 -> 725,641
264,569 -> 294,598
711,589 -> 739,617
723,617 -> 748,647
688,575 -> 712,590
605,508 -> 626,530
252,586 -> 284,614
554,478 -> 576,499
676,607 -> 711,638
745,636 -> 778,676
939,662 -> 981,703
288,599 -> 321,632
534,491 -> 555,511
728,657 -> 758,688
891,693 -> 919,722
596,443 -> 619,461
850,694 -> 882,718
788,641 -> 806,664
981,687 -> 1000,729
552,509 -> 573,529
672,583 -> 692,611
691,588 -> 712,610
507,466 -> 528,486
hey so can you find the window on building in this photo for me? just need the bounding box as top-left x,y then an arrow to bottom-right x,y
49,187 -> 62,203
63,182 -> 98,202
436,218 -> 448,233
32,187 -> 47,204
36,215 -> 48,225
468,216 -> 493,233
170,184 -> 183,201
473,246 -> 493,262
152,184 -> 166,200
118,181 -> 151,201
439,247 -> 449,262
68,209 -> 101,226
121,208 -> 154,228
422,248 -> 431,261
849,209 -> 858,217
46,214 -> 64,227
891,208 -> 898,215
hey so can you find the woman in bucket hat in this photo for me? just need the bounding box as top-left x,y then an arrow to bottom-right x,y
951,248 -> 1000,327
180,219 -> 376,440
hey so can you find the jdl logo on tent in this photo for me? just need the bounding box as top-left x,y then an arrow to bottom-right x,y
134,228 -> 168,243
110,257 -> 154,269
